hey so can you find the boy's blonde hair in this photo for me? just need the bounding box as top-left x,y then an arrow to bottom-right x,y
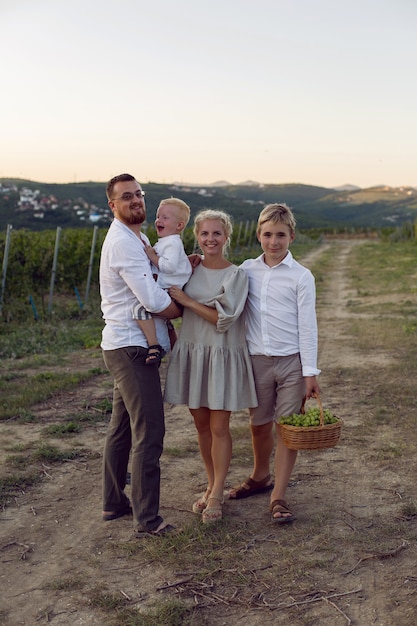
159,197 -> 191,228
257,203 -> 296,237
193,209 -> 233,255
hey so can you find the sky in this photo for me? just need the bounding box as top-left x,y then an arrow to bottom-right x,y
1,0 -> 416,189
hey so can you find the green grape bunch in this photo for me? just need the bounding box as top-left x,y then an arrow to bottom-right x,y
279,406 -> 338,427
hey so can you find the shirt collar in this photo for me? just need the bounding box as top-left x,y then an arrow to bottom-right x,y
254,249 -> 294,268
112,217 -> 145,244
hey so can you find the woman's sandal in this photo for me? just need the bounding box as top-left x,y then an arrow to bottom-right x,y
202,496 -> 224,524
145,344 -> 166,366
192,488 -> 212,514
270,499 -> 296,524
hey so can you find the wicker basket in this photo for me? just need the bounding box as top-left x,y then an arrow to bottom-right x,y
279,394 -> 343,450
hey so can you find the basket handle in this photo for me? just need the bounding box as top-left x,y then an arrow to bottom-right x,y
300,392 -> 324,427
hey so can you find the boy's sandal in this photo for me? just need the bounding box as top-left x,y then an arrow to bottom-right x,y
202,496 -> 224,524
270,499 -> 296,524
229,474 -> 274,499
192,488 -> 212,514
145,344 -> 166,365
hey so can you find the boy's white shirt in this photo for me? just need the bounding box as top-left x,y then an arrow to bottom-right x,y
152,234 -> 192,289
241,251 -> 321,377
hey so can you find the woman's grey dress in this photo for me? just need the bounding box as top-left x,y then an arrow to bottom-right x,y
164,263 -> 258,411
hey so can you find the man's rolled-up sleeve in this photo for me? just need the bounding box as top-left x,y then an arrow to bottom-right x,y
113,238 -> 171,313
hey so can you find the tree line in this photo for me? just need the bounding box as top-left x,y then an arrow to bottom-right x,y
3,220 -> 413,323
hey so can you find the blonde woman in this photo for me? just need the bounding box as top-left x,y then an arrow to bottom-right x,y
164,210 -> 257,523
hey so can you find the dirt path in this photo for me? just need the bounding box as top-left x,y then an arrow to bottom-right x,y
1,239 -> 416,625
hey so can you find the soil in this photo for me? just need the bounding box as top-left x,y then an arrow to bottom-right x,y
1,239 -> 417,625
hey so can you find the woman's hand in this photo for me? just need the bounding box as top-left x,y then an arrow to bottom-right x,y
169,286 -> 192,307
169,286 -> 219,325
188,253 -> 202,271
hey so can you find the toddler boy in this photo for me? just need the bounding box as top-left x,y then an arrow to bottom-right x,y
132,198 -> 192,364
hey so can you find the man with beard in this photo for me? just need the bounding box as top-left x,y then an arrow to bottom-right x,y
100,173 -> 180,536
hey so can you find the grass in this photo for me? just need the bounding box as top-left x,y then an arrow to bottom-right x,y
131,599 -> 196,626
0,376 -> 110,507
2,238 -> 417,624
43,576 -> 86,591
0,368 -> 106,421
163,444 -> 199,457
308,240 -> 417,445
0,303 -> 108,424
104,520 -> 293,622
41,421 -> 82,437
88,587 -> 128,611
92,397 -> 113,414
137,519 -> 253,571
399,501 -> 417,519
0,311 -> 103,359
5,441 -> 91,469
86,590 -> 194,626
41,410 -> 111,436
98,506 -> 412,624
1,441 -> 99,506
347,240 -> 417,298
5,454 -> 28,468
32,442 -> 83,463
0,472 -> 42,507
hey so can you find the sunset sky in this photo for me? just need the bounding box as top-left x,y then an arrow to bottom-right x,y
1,0 -> 416,189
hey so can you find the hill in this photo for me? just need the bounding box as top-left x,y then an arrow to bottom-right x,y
1,178 -> 417,231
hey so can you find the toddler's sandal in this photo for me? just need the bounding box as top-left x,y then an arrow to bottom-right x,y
145,344 -> 166,365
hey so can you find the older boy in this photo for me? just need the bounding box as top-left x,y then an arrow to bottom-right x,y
230,203 -> 321,523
